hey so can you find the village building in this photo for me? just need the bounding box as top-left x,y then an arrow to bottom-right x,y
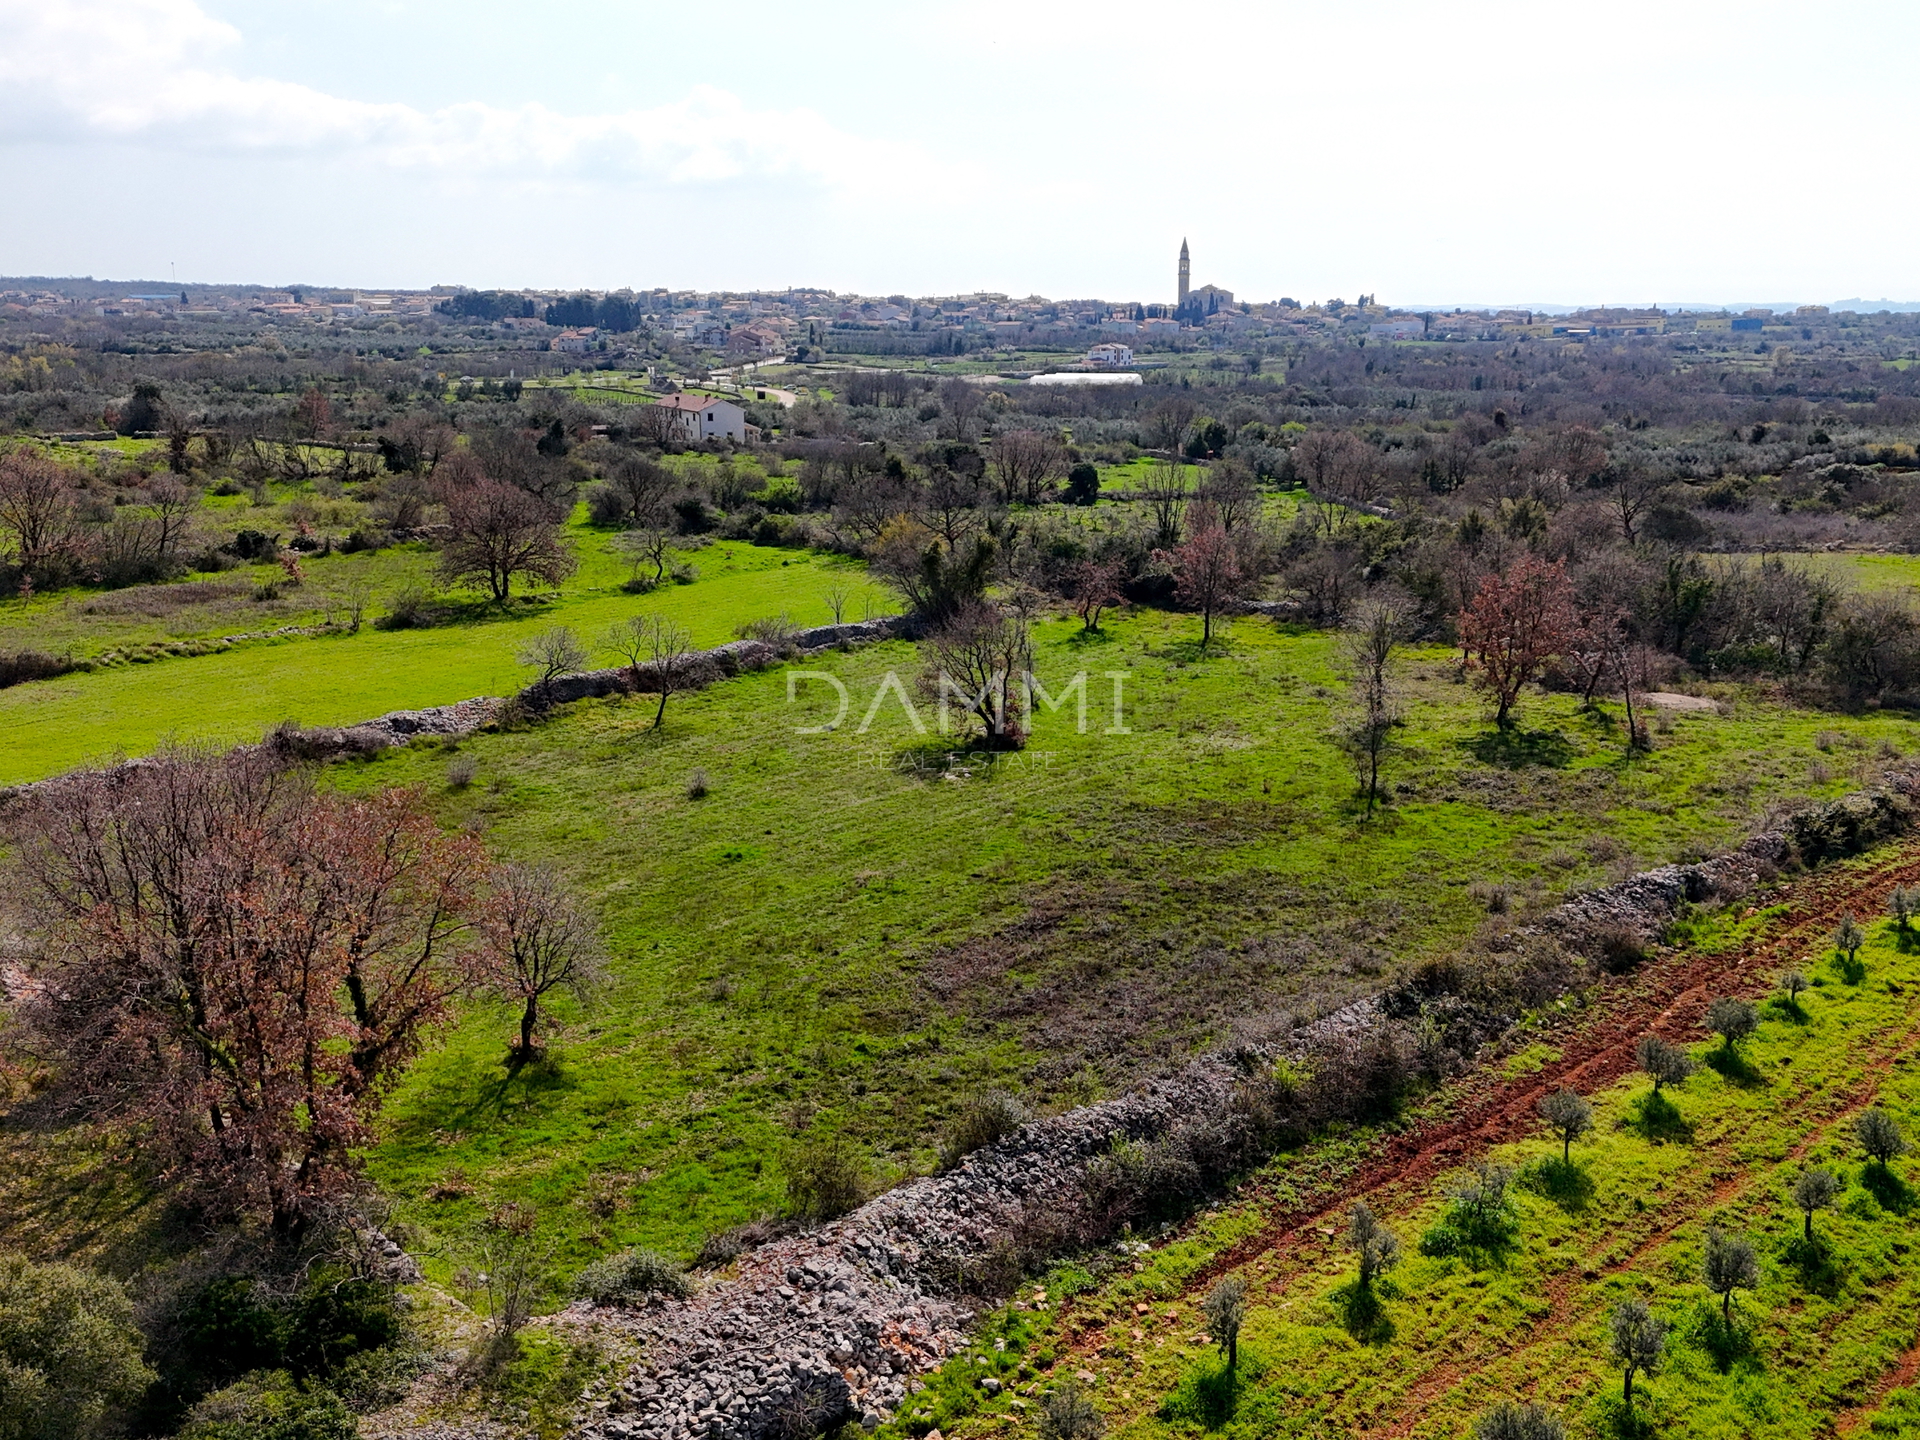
655,393 -> 746,444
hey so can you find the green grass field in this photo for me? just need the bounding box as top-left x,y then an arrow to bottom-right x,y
283,606 -> 1920,1284
901,869 -> 1920,1440
0,538 -> 885,783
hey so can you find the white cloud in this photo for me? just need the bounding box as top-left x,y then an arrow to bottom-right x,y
0,0 -> 929,192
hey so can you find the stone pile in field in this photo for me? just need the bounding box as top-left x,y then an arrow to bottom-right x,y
574,1052 -> 1253,1440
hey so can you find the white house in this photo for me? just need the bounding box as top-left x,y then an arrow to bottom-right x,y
1085,342 -> 1134,368
553,328 -> 598,353
656,393 -> 746,443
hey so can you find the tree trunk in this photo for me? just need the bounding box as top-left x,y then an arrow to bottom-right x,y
655,689 -> 669,728
1804,1210 -> 1813,1242
1624,1366 -> 1634,1406
519,996 -> 538,1056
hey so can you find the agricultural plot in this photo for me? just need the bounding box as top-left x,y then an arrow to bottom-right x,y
213,606 -> 1918,1280
892,844 -> 1920,1440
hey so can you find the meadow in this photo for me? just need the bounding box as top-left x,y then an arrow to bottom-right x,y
242,602 -> 1918,1287
895,849 -> 1920,1440
0,512 -> 885,782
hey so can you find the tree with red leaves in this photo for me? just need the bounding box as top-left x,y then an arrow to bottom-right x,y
11,749 -> 498,1239
1458,554 -> 1579,728
1068,557 -> 1126,634
1160,502 -> 1248,648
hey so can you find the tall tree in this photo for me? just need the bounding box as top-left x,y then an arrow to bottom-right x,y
11,750 -> 500,1238
1160,502 -> 1248,647
440,479 -> 577,603
918,601 -> 1033,748
1339,603 -> 1401,814
1458,554 -> 1579,727
485,864 -> 604,1064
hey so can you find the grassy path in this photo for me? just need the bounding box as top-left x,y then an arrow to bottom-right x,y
922,842 -> 1920,1440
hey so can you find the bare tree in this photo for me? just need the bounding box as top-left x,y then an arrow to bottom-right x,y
604,614 -> 701,728
918,601 -> 1033,748
0,446 -> 84,588
1139,456 -> 1189,547
517,626 -> 589,704
1145,395 -> 1198,454
823,582 -> 851,624
987,429 -> 1069,506
1458,555 -> 1579,728
937,377 -> 986,443
596,454 -> 677,527
485,864 -> 604,1063
1159,502 -> 1249,647
441,479 -> 577,603
1197,455 -> 1260,533
919,466 -> 991,545
1339,603 -> 1400,814
9,750 -> 496,1238
1069,557 -> 1126,634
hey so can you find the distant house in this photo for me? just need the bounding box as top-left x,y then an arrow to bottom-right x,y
655,393 -> 746,444
1085,342 -> 1134,368
553,328 -> 598,352
727,325 -> 782,357
1369,319 -> 1424,339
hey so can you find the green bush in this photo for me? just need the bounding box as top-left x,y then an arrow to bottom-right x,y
0,1254 -> 153,1440
784,1134 -> 872,1223
177,1372 -> 356,1440
570,1248 -> 692,1305
939,1090 -> 1030,1169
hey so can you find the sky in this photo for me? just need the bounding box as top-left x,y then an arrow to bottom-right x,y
1,0 -> 1915,307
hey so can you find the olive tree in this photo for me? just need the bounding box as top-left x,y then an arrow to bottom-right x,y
1203,1274 -> 1249,1375
1889,886 -> 1916,936
1792,1166 -> 1841,1242
1348,1200 -> 1401,1289
1857,1108 -> 1909,1169
1636,1034 -> 1695,1092
1702,1226 -> 1759,1321
1609,1298 -> 1667,1406
1473,1401 -> 1566,1440
1781,969 -> 1809,1007
1037,1376 -> 1104,1440
1704,997 -> 1758,1056
1538,1088 -> 1593,1164
1834,912 -> 1866,965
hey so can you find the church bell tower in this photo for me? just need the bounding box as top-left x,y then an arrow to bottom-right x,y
1178,238 -> 1191,310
